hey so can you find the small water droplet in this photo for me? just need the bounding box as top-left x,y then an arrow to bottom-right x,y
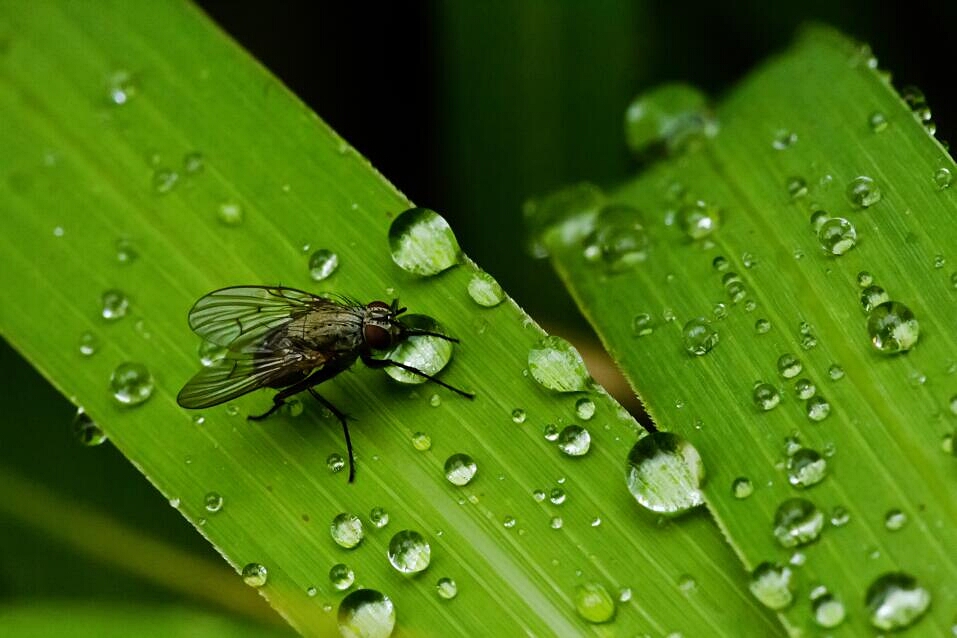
582,204 -> 650,271
868,301 -> 920,353
550,516 -> 564,529
575,397 -> 596,420
557,425 -> 591,456
934,167 -> 953,190
827,364 -> 845,381
330,513 -> 364,549
773,498 -> 824,547
411,432 -> 432,451
884,509 -> 907,531
786,176 -> 808,200
204,491 -> 224,513
772,129 -> 798,150
444,453 -> 478,486
306,586 -> 317,597
857,271 -> 874,287
114,238 -> 137,265
678,200 -> 721,239
241,563 -> 268,587
327,453 -> 346,474
846,175 -> 882,208
787,449 -> 827,488
183,151 -> 204,174
806,395 -> 831,422
329,563 -> 355,591
865,572 -> 931,631
369,506 -> 390,529
198,339 -> 227,367
511,408 -> 527,423
776,353 -> 802,379
101,289 -> 129,320
732,477 -> 753,499
626,432 -> 705,516
107,70 -> 136,105
712,255 -> 729,271
543,424 -> 559,441
678,574 -> 698,594
632,313 -> 654,336
110,362 -> 154,406
308,249 -> 339,281
754,318 -> 771,334
752,383 -> 781,411
818,217 -> 857,255
436,577 -> 458,600
217,201 -> 244,226
811,589 -> 846,628
794,378 -> 815,399
387,530 -> 430,574
860,285 -> 890,313
152,168 -> 178,194
624,83 -> 715,156
549,488 -> 566,505
869,111 -> 888,132
527,336 -> 590,392
337,589 -> 395,638
749,563 -> 794,610
389,207 -> 461,276
830,506 -> 850,527
682,317 -> 718,355
78,331 -> 100,357
574,582 -> 616,623
384,315 -> 454,384
72,408 -> 106,446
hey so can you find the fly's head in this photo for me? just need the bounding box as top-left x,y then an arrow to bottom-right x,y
362,299 -> 460,352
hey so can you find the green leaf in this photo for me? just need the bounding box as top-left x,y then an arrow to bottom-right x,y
0,2 -> 778,636
537,27 -> 957,635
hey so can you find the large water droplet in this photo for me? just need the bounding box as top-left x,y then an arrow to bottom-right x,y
787,449 -> 827,488
330,513 -> 364,549
389,207 -> 461,276
527,336 -> 590,392
101,289 -> 129,320
387,530 -> 431,574
467,271 -> 505,307
623,83 -> 715,156
110,362 -> 154,406
867,301 -> 919,353
308,249 -> 339,281
817,217 -> 857,255
773,498 -> 824,547
330,563 -> 355,591
557,425 -> 591,456
241,563 -> 268,587
749,563 -> 794,610
582,204 -> 649,271
682,317 -> 718,355
338,589 -> 396,638
846,176 -> 882,208
625,432 -> 705,516
865,572 -> 931,631
523,183 -> 604,259
72,408 -> 107,446
574,582 -> 616,623
384,315 -> 453,384
444,453 -> 478,486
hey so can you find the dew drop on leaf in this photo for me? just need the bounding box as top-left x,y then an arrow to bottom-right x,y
389,207 -> 461,276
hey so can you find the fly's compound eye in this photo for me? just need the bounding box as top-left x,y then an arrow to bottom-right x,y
364,323 -> 393,350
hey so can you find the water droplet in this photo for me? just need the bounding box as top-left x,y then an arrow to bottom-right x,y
217,201 -> 244,226
152,168 -> 178,194
884,509 -> 907,531
306,586 -> 317,597
197,339 -> 227,367
550,516 -> 563,529
869,111 -> 888,132
527,336 -> 590,392
369,506 -> 390,529
626,432 -> 705,516
773,498 -> 824,547
678,200 -> 721,239
557,425 -> 591,456
678,574 -> 698,594
72,408 -> 106,446
114,238 -> 137,265
846,176 -> 882,208
755,318 -> 771,334
411,432 -> 432,451
787,449 -> 827,488
543,424 -> 559,441
329,563 -> 355,591
511,408 -> 527,423
857,271 -> 874,287
330,513 -> 364,549
933,254 -> 946,269
682,317 -> 718,355
327,453 -> 345,474
775,353 -> 802,379
384,315 -> 453,384
387,529 -> 430,574
204,491 -> 224,513
308,249 -> 339,281
868,301 -> 920,353
101,289 -> 129,320
241,563 -> 268,587
582,204 -> 650,271
523,183 -> 604,259
183,151 -> 204,174
772,129 -> 798,150
575,397 -> 596,420
806,395 -> 831,422
811,590 -> 846,628
110,362 -> 154,406
532,489 -> 546,502
337,589 -> 395,638
574,582 -> 616,623
466,271 -> 505,307
732,477 -> 753,499
818,217 -> 857,255
78,331 -> 100,357
107,70 -> 136,105
549,488 -> 566,505
786,176 -> 808,200
866,572 -> 931,631
830,506 -> 850,527
444,453 -> 478,486
623,83 -> 715,156
935,167 -> 953,190
749,563 -> 794,610
752,383 -> 781,411
632,313 -> 654,336
436,577 -> 458,600
389,207 -> 461,276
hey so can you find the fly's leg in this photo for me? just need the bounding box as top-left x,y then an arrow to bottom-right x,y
361,355 -> 475,399
306,387 -> 355,483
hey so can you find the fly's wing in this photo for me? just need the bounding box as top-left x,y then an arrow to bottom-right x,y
176,345 -> 327,409
187,286 -> 332,348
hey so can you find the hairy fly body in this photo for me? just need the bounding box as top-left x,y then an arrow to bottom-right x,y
177,286 -> 473,481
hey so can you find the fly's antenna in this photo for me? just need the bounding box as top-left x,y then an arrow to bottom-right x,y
404,328 -> 460,343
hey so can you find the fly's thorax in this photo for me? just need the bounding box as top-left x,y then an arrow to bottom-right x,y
282,307 -> 365,354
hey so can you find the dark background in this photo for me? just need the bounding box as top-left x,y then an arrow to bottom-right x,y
4,0 -> 956,626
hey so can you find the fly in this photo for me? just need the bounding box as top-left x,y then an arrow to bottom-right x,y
176,286 -> 474,482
